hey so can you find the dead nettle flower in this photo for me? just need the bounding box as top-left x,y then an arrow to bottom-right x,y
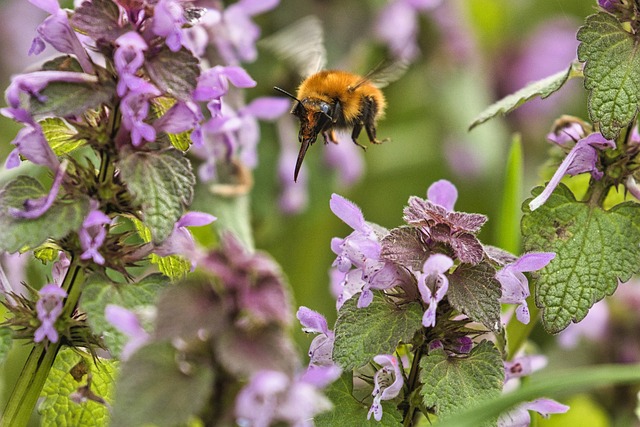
529,132 -> 616,211
297,307 -> 335,367
9,160 -> 67,220
78,203 -> 113,265
199,233 -> 292,327
495,252 -> 555,324
415,253 -> 453,327
104,304 -> 150,360
499,354 -> 569,426
34,284 -> 67,343
235,364 -> 340,427
329,194 -> 404,309
367,354 -> 404,422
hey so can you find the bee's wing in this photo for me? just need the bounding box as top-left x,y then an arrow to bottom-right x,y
351,59 -> 410,90
260,15 -> 327,78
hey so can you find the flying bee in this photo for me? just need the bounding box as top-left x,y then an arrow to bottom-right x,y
263,16 -> 407,181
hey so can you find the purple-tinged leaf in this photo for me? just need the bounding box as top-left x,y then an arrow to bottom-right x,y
28,80 -> 115,118
380,227 -> 431,271
71,0 -> 128,43
145,46 -> 200,101
447,262 -> 502,331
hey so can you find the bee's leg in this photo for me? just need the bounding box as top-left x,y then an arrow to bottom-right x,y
322,129 -> 338,145
363,97 -> 387,144
350,123 -> 367,150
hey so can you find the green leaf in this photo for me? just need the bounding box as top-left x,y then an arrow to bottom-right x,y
315,372 -> 402,427
497,134 -> 523,254
29,79 -> 115,118
39,348 -> 117,427
118,149 -> 195,243
333,293 -> 423,370
0,176 -> 90,252
447,262 -> 502,331
131,217 -> 191,279
577,12 -> 640,139
0,326 -> 12,364
469,62 -> 580,130
111,341 -> 213,427
420,341 -> 503,425
145,46 -> 200,101
40,118 -> 86,155
33,243 -> 61,264
522,184 -> 640,333
80,273 -> 168,357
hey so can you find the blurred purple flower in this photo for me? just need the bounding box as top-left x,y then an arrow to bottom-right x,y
598,0 -> 620,12
51,251 -> 70,284
496,252 -> 555,324
557,299 -> 609,349
10,160 -> 66,219
499,19 -> 580,125
529,133 -> 615,211
323,133 -> 365,187
297,306 -> 335,367
499,398 -> 569,427
374,0 -> 441,61
34,283 -> 67,343
504,354 -> 547,384
105,304 -> 149,360
29,0 -> 94,73
153,211 -> 216,269
546,122 -> 584,147
211,0 -> 280,65
79,206 -> 112,265
415,254 -> 453,327
200,233 -> 292,326
368,354 -> 404,421
235,365 -> 338,427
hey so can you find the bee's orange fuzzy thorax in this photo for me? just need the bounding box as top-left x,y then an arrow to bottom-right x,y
296,70 -> 386,123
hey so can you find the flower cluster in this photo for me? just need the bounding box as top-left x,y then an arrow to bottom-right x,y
330,180 -> 554,329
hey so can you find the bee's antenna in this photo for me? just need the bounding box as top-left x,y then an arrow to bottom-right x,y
274,86 -> 303,104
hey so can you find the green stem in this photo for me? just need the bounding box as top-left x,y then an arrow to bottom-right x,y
0,260 -> 85,427
403,343 -> 425,426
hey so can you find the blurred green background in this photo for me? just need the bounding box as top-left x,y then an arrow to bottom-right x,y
1,0 -> 633,425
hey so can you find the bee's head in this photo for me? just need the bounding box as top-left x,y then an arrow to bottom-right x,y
295,99 -> 333,144
274,87 -> 333,182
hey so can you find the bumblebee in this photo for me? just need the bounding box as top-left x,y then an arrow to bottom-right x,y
265,16 -> 406,181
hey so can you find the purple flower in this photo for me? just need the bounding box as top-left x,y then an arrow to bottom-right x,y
114,32 -> 149,97
235,366 -> 338,427
323,133 -> 365,187
546,122 -> 584,147
10,160 -> 66,219
598,0 -> 620,12
498,398 -> 569,427
153,211 -> 217,269
374,0 -> 441,61
51,252 -> 70,285
504,354 -> 548,384
529,133 -> 615,211
557,299 -> 609,349
625,176 -> 640,202
297,307 -> 335,367
212,0 -> 280,65
79,206 -> 112,265
121,89 -> 160,147
4,70 -> 99,110
193,66 -> 256,106
34,283 -> 67,343
153,101 -> 201,136
28,0 -> 94,73
105,304 -> 149,360
415,254 -> 453,327
496,252 -> 555,324
152,0 -> 186,52
367,354 -> 404,421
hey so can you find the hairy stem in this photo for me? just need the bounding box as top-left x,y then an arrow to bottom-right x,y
403,343 -> 425,427
0,260 -> 85,427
